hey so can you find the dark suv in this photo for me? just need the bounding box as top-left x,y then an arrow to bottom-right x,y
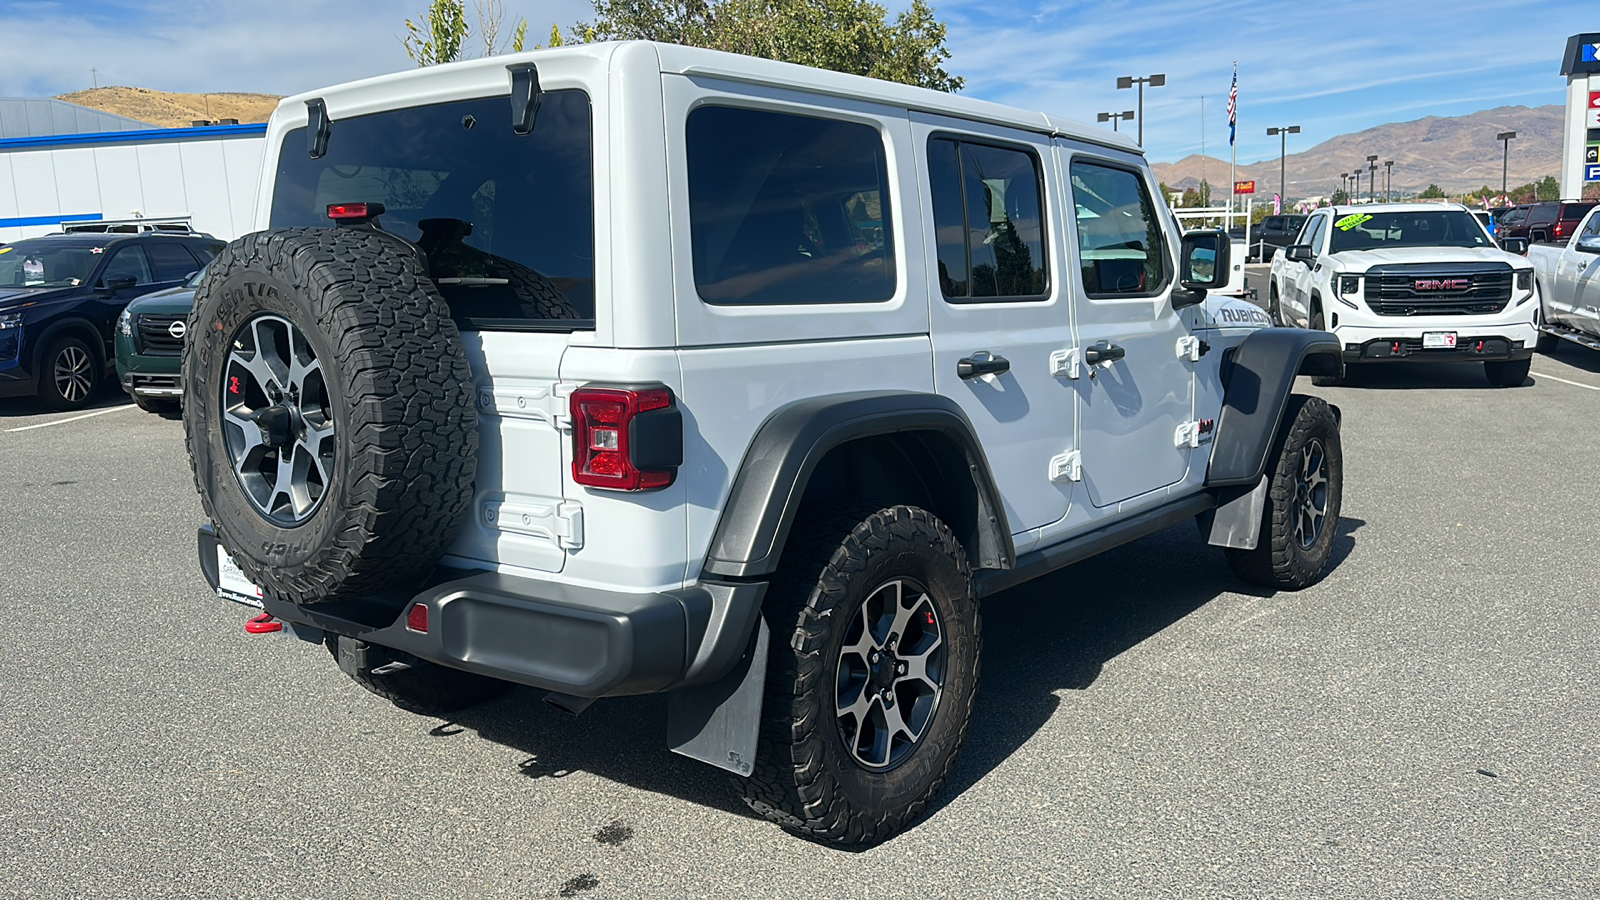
0,232 -> 222,409
1502,201 -> 1597,245
1250,214 -> 1307,262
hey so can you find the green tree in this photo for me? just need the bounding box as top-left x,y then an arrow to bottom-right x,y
1535,175 -> 1560,202
1417,183 -> 1446,199
403,0 -> 528,66
1330,189 -> 1349,205
579,0 -> 963,91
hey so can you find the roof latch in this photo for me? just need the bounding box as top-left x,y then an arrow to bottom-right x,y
306,98 -> 331,159
508,63 -> 543,135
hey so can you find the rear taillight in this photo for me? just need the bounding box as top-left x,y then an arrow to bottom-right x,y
1555,220 -> 1567,239
571,386 -> 682,491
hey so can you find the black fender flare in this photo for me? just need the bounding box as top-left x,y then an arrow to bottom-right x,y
1206,327 -> 1342,488
700,391 -> 1014,579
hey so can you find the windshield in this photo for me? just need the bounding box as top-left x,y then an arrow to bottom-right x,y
0,239 -> 100,289
185,264 -> 208,288
1328,210 -> 1492,253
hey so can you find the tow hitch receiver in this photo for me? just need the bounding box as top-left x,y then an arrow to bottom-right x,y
244,612 -> 283,634
335,636 -> 368,678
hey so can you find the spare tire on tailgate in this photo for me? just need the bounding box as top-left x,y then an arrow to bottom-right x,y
184,227 -> 478,604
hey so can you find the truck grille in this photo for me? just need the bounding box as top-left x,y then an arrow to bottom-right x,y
1363,268 -> 1512,316
136,314 -> 186,356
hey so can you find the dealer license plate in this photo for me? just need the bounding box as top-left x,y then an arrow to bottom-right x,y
217,546 -> 265,608
1422,332 -> 1457,349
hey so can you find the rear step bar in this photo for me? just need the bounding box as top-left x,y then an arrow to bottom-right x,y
1540,324 -> 1600,353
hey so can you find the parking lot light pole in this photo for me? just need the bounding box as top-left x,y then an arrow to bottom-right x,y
1116,73 -> 1166,146
1384,160 -> 1394,202
1366,155 -> 1379,203
1266,125 -> 1300,212
1497,131 -> 1516,200
1097,110 -> 1135,133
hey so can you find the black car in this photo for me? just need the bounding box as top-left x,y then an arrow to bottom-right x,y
1249,214 -> 1307,262
0,232 -> 222,409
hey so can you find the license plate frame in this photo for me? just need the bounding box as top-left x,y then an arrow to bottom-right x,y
216,546 -> 265,608
1422,331 -> 1458,349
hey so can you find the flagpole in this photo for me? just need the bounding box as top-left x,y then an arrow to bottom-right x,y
1229,61 -> 1237,219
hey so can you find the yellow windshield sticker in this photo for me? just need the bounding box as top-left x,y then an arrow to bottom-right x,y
1334,213 -> 1372,231
0,247 -> 12,253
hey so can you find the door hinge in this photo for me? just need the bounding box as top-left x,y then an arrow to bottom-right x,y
1049,348 -> 1081,380
477,381 -> 573,430
1048,450 -> 1082,483
1176,336 -> 1210,362
483,497 -> 585,551
1174,418 -> 1217,448
554,501 -> 584,551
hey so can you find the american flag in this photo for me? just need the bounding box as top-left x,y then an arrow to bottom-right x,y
1227,63 -> 1237,146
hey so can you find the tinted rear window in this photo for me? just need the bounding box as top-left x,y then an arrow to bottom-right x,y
686,106 -> 895,306
269,92 -> 593,330
1560,205 -> 1593,220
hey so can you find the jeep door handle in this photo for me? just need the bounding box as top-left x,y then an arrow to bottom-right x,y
1083,341 -> 1125,365
957,351 -> 1010,380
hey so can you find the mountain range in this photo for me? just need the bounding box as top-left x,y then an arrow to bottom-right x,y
1151,105 -> 1564,201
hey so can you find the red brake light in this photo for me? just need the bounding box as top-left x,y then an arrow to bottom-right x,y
570,387 -> 679,491
327,202 -> 385,221
406,603 -> 429,633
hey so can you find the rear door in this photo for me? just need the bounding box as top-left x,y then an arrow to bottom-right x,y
1062,147 -> 1193,511
916,116 -> 1077,550
264,87 -> 600,574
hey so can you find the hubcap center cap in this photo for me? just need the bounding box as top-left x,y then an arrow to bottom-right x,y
256,404 -> 295,448
869,649 -> 900,692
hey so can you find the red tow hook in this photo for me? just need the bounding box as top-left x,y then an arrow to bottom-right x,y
245,612 -> 283,634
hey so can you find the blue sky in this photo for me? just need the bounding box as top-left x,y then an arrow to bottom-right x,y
0,0 -> 1592,164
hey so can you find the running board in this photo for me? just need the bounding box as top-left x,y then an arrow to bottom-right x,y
1541,324 -> 1600,352
975,493 -> 1216,599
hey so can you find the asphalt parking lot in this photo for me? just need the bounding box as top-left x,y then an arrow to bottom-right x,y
3,339 -> 1599,898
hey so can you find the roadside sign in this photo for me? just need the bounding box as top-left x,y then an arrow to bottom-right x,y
1589,145 -> 1600,166
1234,180 -> 1256,195
1589,93 -> 1600,128
1587,163 -> 1600,182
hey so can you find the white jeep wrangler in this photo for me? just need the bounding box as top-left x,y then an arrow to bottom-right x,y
187,42 -> 1345,846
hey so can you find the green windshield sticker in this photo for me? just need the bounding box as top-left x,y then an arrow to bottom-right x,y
1334,213 -> 1372,231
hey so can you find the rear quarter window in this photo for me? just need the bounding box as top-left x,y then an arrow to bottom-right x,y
268,91 -> 594,331
685,106 -> 895,306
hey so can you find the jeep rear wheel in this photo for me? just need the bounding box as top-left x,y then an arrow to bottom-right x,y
742,503 -> 980,847
184,228 -> 479,605
1225,394 -> 1342,589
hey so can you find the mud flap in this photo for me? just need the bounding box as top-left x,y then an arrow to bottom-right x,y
666,618 -> 768,777
1199,475 -> 1269,550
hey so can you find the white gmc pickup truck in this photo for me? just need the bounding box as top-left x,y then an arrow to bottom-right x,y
1268,202 -> 1539,386
1527,205 -> 1600,354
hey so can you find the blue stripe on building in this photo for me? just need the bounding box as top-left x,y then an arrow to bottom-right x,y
0,212 -> 103,228
0,123 -> 267,152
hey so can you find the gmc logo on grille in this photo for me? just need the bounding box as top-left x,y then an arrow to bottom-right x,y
1414,278 -> 1470,291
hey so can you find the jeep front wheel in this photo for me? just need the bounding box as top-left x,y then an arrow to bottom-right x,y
1225,394 -> 1342,589
742,504 -> 980,847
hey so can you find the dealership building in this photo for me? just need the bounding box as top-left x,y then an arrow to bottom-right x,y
0,97 -> 266,244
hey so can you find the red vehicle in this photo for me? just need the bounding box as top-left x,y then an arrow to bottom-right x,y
1500,201 -> 1598,245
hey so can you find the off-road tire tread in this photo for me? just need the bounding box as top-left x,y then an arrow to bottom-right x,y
741,502 -> 979,847
323,639 -> 513,715
1225,394 -> 1341,589
184,228 -> 478,604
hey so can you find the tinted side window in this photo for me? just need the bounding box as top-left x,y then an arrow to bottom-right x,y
190,241 -> 223,263
102,246 -> 153,285
1070,161 -> 1168,296
686,107 -> 894,306
270,91 -> 594,329
146,241 -> 201,281
929,137 -> 1049,301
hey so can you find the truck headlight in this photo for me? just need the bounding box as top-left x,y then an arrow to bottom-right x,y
1338,275 -> 1362,295
0,312 -> 23,330
1515,270 -> 1532,293
117,309 -> 133,336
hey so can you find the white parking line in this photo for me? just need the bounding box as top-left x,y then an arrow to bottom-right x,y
1532,371 -> 1600,392
4,404 -> 137,432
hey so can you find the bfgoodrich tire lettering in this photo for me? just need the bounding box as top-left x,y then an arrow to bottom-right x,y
742,503 -> 980,846
184,228 -> 478,605
1225,394 -> 1342,589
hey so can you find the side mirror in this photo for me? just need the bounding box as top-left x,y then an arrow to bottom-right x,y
1576,236 -> 1600,255
1285,244 -> 1315,264
1499,237 -> 1530,255
100,274 -> 138,294
1179,230 -> 1229,289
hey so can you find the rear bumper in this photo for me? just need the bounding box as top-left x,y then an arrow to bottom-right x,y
197,526 -> 765,698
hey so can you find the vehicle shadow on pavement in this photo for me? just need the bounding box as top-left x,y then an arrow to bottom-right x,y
442,517 -> 1365,840
1533,346 -> 1600,376
1332,363 -> 1526,390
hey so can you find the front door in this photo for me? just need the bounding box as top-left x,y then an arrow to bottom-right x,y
1062,149 -> 1192,510
916,114 -> 1077,552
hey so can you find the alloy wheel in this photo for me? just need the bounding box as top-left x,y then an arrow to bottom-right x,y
1294,438 -> 1329,549
53,345 -> 93,403
835,578 -> 947,770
